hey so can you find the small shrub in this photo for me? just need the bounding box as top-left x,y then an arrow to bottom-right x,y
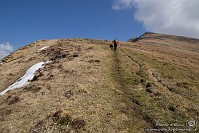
88,59 -> 100,63
146,88 -> 153,93
51,109 -> 72,125
146,82 -> 152,88
23,85 -> 42,93
73,54 -> 79,57
168,105 -> 176,112
64,90 -> 73,98
6,95 -> 20,105
140,79 -> 146,83
176,82 -> 190,88
71,118 -> 86,130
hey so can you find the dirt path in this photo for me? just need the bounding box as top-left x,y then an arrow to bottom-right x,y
112,48 -> 162,133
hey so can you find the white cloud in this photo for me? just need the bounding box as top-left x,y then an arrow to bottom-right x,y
0,42 -> 14,59
112,0 -> 199,38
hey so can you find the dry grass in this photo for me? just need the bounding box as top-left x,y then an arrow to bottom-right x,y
0,34 -> 199,132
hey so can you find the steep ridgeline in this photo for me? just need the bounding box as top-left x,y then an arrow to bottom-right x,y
0,34 -> 199,133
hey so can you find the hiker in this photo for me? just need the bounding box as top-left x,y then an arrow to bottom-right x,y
112,38 -> 119,52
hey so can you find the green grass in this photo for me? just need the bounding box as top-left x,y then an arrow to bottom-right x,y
112,47 -> 199,132
123,48 -> 199,102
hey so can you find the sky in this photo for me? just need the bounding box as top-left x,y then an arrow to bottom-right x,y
1,0 -> 199,59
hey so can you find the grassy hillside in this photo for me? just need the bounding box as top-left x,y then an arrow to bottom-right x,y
0,33 -> 198,133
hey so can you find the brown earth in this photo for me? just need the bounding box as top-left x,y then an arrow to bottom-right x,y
0,33 -> 199,133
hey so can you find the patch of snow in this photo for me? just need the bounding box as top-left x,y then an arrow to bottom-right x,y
38,46 -> 49,52
0,62 -> 46,95
45,61 -> 52,64
0,61 -> 3,65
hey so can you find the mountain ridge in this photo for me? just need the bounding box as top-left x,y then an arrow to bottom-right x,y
128,32 -> 199,43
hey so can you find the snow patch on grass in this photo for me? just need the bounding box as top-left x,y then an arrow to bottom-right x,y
0,62 -> 46,95
38,46 -> 49,52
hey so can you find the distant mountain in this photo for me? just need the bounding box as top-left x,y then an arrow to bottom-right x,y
128,32 -> 199,44
0,34 -> 199,132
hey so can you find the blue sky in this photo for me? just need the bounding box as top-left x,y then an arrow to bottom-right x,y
0,0 -> 144,52
1,0 -> 199,59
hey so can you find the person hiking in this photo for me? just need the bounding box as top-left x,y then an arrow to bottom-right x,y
112,38 -> 119,52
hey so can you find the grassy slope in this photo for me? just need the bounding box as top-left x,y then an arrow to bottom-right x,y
1,39 -> 143,133
116,33 -> 199,132
0,36 -> 199,133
